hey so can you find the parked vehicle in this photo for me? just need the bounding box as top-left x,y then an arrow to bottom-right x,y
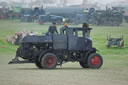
20,7 -> 45,22
20,8 -> 34,22
39,14 -> 64,25
89,7 -> 124,26
106,35 -> 124,48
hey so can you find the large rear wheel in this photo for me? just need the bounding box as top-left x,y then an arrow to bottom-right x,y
79,61 -> 89,68
87,53 -> 103,69
41,53 -> 58,69
35,60 -> 43,69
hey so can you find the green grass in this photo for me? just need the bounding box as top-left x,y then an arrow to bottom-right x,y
0,20 -> 128,85
0,20 -> 128,65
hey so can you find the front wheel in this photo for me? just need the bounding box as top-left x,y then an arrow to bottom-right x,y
87,53 -> 103,69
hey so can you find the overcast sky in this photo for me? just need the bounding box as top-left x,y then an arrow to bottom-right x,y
69,0 -> 127,4
1,0 -> 127,4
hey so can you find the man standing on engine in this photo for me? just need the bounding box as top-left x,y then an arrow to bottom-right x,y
48,22 -> 58,35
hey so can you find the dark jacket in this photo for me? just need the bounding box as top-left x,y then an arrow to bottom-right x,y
60,26 -> 69,34
48,25 -> 58,34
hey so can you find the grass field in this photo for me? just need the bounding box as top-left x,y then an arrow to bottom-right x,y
0,20 -> 128,85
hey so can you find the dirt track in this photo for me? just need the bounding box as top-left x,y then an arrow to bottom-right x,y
0,62 -> 128,85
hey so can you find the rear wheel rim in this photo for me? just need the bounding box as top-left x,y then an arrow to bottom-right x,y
45,56 -> 56,67
91,56 -> 101,66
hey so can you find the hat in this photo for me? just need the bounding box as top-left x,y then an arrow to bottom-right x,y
52,22 -> 56,24
64,23 -> 68,26
83,23 -> 89,28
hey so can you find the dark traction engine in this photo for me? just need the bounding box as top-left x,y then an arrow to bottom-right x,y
9,27 -> 103,69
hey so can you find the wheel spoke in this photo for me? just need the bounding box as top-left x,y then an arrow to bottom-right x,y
45,56 -> 56,67
91,56 -> 101,66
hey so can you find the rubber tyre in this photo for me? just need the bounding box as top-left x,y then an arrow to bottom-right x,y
35,60 -> 43,69
106,42 -> 111,48
107,45 -> 111,48
87,53 -> 103,69
41,53 -> 58,69
79,62 -> 89,68
120,40 -> 124,48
